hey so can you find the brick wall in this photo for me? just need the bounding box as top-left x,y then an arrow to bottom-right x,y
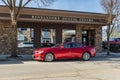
0,21 -> 34,55
0,20 -> 12,54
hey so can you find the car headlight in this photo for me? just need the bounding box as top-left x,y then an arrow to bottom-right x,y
38,51 -> 44,54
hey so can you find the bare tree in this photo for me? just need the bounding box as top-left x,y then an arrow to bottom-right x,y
100,0 -> 120,55
0,0 -> 55,57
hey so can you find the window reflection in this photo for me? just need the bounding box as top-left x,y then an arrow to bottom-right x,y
17,28 -> 34,48
62,29 -> 76,42
41,28 -> 56,47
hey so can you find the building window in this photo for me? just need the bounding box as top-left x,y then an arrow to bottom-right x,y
62,29 -> 76,42
17,28 -> 34,48
41,28 -> 56,47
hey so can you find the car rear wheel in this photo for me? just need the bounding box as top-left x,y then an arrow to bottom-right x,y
82,52 -> 90,61
44,53 -> 54,62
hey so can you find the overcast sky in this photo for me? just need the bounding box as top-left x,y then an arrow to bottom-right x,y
45,0 -> 104,13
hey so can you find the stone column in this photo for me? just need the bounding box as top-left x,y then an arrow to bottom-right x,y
0,20 -> 12,54
56,28 -> 62,44
95,26 -> 102,52
76,24 -> 82,43
34,27 -> 41,48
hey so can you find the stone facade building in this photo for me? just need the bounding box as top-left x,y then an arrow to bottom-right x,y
0,6 -> 107,54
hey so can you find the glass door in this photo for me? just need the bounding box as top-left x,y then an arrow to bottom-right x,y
82,30 -> 95,46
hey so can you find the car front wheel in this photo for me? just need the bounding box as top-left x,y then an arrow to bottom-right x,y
44,53 -> 54,62
82,52 -> 90,61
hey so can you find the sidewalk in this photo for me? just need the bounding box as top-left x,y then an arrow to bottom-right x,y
0,55 -> 33,61
0,52 -> 120,61
96,52 -> 120,58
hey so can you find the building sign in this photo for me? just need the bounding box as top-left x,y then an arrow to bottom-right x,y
31,15 -> 106,23
0,13 -> 106,24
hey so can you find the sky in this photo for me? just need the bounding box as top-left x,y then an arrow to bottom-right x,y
45,0 -> 104,13
0,0 -> 104,13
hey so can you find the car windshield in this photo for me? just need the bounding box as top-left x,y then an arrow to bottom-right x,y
110,38 -> 120,41
109,38 -> 116,41
51,43 -> 60,48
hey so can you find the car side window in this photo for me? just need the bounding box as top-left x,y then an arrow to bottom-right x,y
71,43 -> 82,48
64,43 -> 71,48
64,43 -> 82,48
71,43 -> 76,48
76,43 -> 82,47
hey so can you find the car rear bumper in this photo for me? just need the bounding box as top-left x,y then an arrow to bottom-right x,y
91,52 -> 96,57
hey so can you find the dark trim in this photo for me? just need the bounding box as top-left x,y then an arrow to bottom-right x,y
18,22 -> 76,29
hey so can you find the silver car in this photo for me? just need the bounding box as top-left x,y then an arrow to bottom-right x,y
18,42 -> 34,47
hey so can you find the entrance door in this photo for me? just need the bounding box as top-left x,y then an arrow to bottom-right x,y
82,30 -> 95,46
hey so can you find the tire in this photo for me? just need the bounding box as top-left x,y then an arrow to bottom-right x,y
82,52 -> 90,61
44,53 -> 54,62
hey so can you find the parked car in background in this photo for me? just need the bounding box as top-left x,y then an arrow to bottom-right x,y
102,38 -> 120,52
18,42 -> 55,48
109,38 -> 120,52
41,43 -> 55,47
33,42 -> 96,62
18,42 -> 34,47
109,38 -> 120,44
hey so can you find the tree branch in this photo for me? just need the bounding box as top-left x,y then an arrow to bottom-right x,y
9,0 -> 13,9
15,0 -> 23,20
22,0 -> 32,7
2,0 -> 11,9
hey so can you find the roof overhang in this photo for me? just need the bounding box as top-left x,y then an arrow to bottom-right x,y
0,6 -> 108,25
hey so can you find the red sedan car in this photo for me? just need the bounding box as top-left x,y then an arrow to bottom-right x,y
33,42 -> 96,62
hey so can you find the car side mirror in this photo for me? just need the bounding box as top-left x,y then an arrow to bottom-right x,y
82,44 -> 86,47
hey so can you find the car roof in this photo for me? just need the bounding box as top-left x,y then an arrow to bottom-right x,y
22,42 -> 34,44
62,42 -> 81,45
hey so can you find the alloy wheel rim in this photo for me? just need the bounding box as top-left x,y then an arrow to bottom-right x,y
46,54 -> 54,61
83,53 -> 90,60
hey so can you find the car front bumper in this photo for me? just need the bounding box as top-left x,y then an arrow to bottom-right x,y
32,53 -> 44,61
